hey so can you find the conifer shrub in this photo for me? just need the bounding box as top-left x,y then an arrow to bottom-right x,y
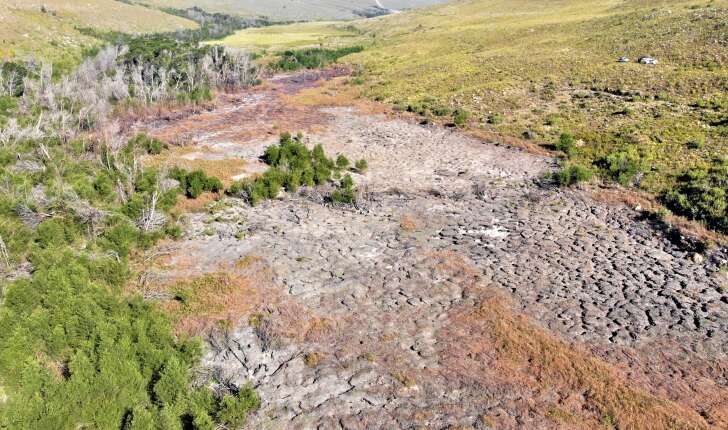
663,157 -> 728,233
553,163 -> 593,186
228,133 -> 365,206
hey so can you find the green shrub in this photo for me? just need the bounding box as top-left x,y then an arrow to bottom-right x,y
487,113 -> 504,125
170,168 -> 222,198
553,163 -> 593,186
686,137 -> 705,150
273,46 -> 364,71
229,133 -> 360,206
555,132 -> 575,155
127,133 -> 168,155
36,219 -> 77,249
453,109 -> 471,126
336,154 -> 350,170
601,147 -> 643,186
355,159 -> 368,172
0,249 -> 237,429
663,157 -> 728,233
217,387 -> 260,428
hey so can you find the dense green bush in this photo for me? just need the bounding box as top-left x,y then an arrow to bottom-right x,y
273,46 -> 364,71
600,147 -> 644,186
170,168 -> 223,199
336,154 -> 350,170
553,163 -> 593,186
228,133 -> 364,206
555,132 -> 575,155
355,159 -> 368,172
663,157 -> 727,233
331,174 -> 356,204
127,133 -> 168,155
453,109 -> 471,126
0,30 -> 260,428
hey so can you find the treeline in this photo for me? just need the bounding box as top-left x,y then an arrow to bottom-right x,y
161,6 -> 277,42
272,46 -> 364,71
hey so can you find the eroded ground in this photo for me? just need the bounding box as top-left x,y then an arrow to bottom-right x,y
135,70 -> 728,429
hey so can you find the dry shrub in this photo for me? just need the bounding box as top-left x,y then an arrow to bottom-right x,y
399,213 -> 424,232
235,254 -> 263,270
164,273 -> 261,336
303,351 -> 327,368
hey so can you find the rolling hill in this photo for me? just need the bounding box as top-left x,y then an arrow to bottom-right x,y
133,0 -> 446,20
0,0 -> 197,66
334,0 -> 726,198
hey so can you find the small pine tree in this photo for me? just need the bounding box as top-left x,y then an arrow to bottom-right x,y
336,154 -> 350,170
355,159 -> 368,172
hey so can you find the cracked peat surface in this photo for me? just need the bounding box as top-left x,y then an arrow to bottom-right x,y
135,70 -> 728,429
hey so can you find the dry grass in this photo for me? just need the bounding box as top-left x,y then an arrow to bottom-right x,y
426,249 -> 714,429
303,351 -> 327,367
142,146 -> 247,186
208,21 -> 358,51
171,192 -> 220,214
399,213 -> 424,232
162,272 -> 262,336
463,297 -> 707,429
0,0 -> 195,62
278,75 -> 389,115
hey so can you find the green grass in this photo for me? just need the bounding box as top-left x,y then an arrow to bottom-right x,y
211,0 -> 727,232
207,21 -> 360,50
0,0 -> 197,65
342,0 -> 727,196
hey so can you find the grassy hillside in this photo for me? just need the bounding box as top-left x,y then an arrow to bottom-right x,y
134,0 -> 446,20
346,0 -> 727,193
0,0 -> 197,67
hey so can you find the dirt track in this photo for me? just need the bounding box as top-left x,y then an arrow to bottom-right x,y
137,70 -> 728,429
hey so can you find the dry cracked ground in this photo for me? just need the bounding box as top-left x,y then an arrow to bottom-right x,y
132,70 -> 728,429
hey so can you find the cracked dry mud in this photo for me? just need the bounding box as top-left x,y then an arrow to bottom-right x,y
139,71 -> 728,429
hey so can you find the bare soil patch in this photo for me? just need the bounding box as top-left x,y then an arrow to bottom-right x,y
134,69 -> 728,429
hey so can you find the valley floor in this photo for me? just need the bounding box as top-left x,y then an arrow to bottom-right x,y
133,70 -> 728,428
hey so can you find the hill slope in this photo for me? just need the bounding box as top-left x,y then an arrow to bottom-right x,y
0,0 -> 197,66
342,0 -> 726,195
134,0 -> 446,20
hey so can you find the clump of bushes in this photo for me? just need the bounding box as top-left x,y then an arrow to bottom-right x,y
555,132 -> 575,155
170,167 -> 223,198
273,46 -> 364,71
487,113 -> 504,125
331,174 -> 355,204
553,163 -> 593,186
227,133 -> 365,206
126,133 -> 168,155
663,157 -> 727,233
355,159 -> 368,172
600,147 -> 644,186
453,109 -> 471,126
